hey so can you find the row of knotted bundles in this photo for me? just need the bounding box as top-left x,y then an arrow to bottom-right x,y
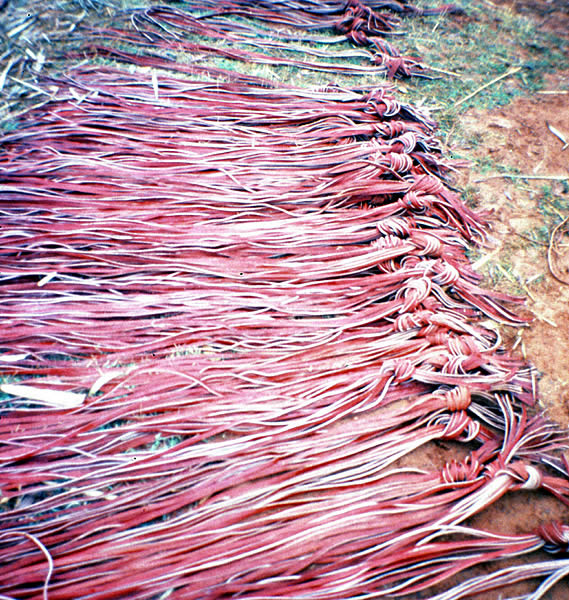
0,62 -> 568,599
77,0 -> 463,81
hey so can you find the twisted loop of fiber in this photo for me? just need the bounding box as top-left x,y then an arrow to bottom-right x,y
440,454 -> 482,484
376,216 -> 412,237
373,54 -> 415,78
393,309 -> 433,332
425,330 -> 450,346
432,260 -> 461,286
511,462 -> 543,491
397,276 -> 432,313
444,353 -> 487,374
447,335 -> 481,357
484,460 -> 543,491
375,120 -> 414,137
398,190 -> 430,211
412,231 -> 443,256
439,411 -> 480,441
411,173 -> 446,196
388,131 -> 417,153
379,358 -> 415,382
424,333 -> 487,369
364,89 -> 401,116
443,385 -> 471,412
373,151 -> 413,173
538,521 -> 569,555
335,0 -> 397,38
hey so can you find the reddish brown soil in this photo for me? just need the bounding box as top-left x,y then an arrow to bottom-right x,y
459,74 -> 569,429
447,49 -> 569,600
491,0 -> 569,35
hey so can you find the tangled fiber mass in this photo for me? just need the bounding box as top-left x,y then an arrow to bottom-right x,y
1,1 -> 568,598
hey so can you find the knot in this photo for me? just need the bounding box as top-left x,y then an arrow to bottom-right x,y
344,27 -> 370,46
335,0 -> 396,40
538,521 -> 569,555
483,459 -> 506,481
443,354 -> 471,374
380,359 -> 415,382
447,335 -> 481,356
412,232 -> 443,257
393,309 -> 433,332
421,296 -> 440,312
455,354 -> 485,372
421,323 -> 439,338
433,262 -> 460,286
376,120 -> 408,138
370,37 -> 401,58
440,454 -> 481,484
398,191 -> 430,212
510,462 -> 542,491
444,386 -> 471,412
364,89 -> 400,117
376,216 -> 412,237
377,259 -> 399,273
377,152 -> 413,173
400,255 -> 423,270
425,331 -> 448,346
439,411 -> 480,441
397,277 -> 432,313
381,97 -> 401,118
484,461 -> 542,491
373,54 -> 414,79
411,174 -> 445,196
388,132 -> 417,153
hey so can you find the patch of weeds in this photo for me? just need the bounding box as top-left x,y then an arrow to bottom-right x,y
485,258 -> 526,296
461,183 -> 480,210
150,433 -> 183,452
533,186 -> 569,270
521,225 -> 551,246
397,0 -> 568,144
471,156 -> 517,177
522,31 -> 568,90
536,184 -> 568,222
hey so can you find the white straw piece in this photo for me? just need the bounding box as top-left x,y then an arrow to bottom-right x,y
0,383 -> 85,409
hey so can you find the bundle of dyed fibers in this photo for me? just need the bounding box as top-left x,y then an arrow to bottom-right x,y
82,0 -> 462,80
1,67 -> 568,599
1,6 -> 569,600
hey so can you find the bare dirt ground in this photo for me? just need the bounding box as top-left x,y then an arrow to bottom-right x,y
460,73 -> 569,428
493,0 -> 569,35
449,3 -> 569,596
